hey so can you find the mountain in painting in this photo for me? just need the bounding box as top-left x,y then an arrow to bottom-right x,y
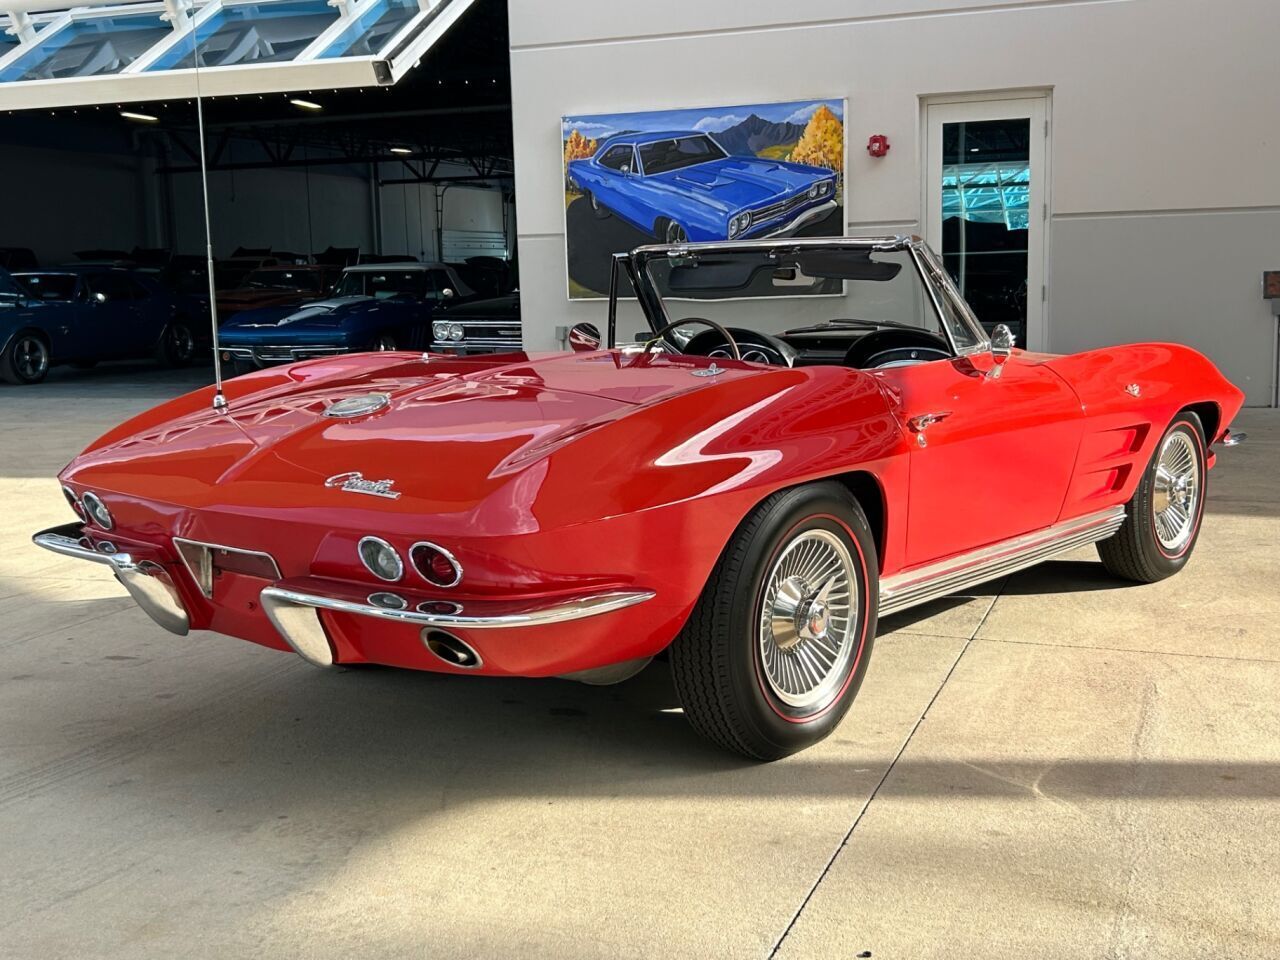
710,114 -> 807,157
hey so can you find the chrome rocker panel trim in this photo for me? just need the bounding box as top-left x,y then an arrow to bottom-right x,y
878,506 -> 1126,617
259,583 -> 657,668
32,523 -> 190,635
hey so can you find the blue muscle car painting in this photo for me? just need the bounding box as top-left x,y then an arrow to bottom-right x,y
567,132 -> 837,245
562,99 -> 845,298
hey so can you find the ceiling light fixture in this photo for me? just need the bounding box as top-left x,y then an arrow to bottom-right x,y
390,147 -> 413,155
290,98 -> 323,111
120,110 -> 159,122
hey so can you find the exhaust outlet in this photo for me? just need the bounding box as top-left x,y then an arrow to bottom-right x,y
422,629 -> 483,669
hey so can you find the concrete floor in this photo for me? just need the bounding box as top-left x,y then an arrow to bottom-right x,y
1,362 -> 1277,959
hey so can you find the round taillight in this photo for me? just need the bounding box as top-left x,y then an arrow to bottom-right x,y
358,536 -> 403,582
62,485 -> 86,521
80,491 -> 113,530
410,541 -> 462,588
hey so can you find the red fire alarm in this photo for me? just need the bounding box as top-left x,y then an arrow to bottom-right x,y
866,134 -> 890,158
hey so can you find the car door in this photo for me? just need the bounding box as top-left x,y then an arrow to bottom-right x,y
81,272 -> 142,359
876,257 -> 1084,568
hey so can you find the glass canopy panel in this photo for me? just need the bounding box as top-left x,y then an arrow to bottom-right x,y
145,0 -> 340,70
0,13 -> 172,83
314,0 -> 418,58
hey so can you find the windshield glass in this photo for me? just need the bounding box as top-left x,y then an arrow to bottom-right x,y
639,135 -> 728,176
246,269 -> 321,292
333,270 -> 428,299
640,245 -> 981,348
14,272 -> 78,301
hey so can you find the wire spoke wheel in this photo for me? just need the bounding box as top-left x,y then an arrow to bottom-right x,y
758,528 -> 858,712
1151,431 -> 1199,552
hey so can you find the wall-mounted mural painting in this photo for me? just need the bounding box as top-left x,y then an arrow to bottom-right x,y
562,98 -> 846,299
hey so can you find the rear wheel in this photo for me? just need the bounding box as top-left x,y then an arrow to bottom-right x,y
1,332 -> 50,385
157,320 -> 196,367
669,482 -> 878,761
1097,413 -> 1206,583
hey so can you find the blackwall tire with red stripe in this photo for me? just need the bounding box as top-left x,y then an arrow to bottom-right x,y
669,482 -> 878,761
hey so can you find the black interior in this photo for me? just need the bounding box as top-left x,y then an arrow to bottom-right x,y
677,322 -> 953,370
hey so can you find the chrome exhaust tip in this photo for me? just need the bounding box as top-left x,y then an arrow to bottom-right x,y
422,629 -> 483,669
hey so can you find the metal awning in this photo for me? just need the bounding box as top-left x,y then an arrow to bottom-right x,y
0,0 -> 474,108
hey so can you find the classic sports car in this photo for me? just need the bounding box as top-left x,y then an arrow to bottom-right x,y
567,131 -> 838,243
34,236 -> 1245,761
215,264 -> 341,323
1,266 -> 201,385
217,262 -> 473,374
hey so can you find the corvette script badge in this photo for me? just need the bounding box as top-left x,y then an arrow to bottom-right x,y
324,471 -> 401,500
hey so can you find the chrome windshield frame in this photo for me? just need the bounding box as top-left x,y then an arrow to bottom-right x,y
621,235 -> 983,356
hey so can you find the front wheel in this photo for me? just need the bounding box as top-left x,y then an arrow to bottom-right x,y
1,332 -> 50,385
587,191 -> 610,219
1097,412 -> 1206,583
669,482 -> 878,761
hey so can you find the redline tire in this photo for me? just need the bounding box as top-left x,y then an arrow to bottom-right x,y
1097,412 -> 1206,583
669,482 -> 878,760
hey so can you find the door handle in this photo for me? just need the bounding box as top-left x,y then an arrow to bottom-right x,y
908,411 -> 951,432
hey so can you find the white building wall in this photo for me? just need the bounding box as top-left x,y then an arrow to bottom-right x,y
509,0 -> 1280,405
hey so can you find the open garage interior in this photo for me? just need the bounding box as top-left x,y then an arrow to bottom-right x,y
0,0 -> 514,328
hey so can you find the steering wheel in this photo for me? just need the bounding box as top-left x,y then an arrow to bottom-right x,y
845,329 -> 951,369
684,328 -> 796,367
641,318 -> 740,360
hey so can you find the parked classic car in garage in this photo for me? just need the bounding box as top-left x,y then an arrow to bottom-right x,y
567,131 -> 838,243
217,262 -> 474,373
33,236 -> 1244,760
429,292 -> 522,355
1,265 -> 201,384
215,264 -> 341,322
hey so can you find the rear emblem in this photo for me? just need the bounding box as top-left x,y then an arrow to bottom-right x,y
325,471 -> 401,500
1124,383 -> 1141,397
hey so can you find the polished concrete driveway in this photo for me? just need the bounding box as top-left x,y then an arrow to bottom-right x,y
2,363 -> 1277,959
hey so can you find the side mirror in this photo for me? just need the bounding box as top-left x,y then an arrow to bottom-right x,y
93,292 -> 109,305
568,322 -> 601,352
990,323 -> 1015,365
441,287 -> 455,300
620,163 -> 631,175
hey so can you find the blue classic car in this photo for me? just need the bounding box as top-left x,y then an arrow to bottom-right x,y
567,131 -> 838,244
0,266 -> 201,385
218,262 -> 474,374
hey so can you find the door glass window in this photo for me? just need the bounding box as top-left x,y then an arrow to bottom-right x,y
940,118 -> 1030,346
86,273 -> 134,302
599,145 -> 634,172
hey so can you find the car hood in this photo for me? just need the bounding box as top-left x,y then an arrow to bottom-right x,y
60,351 -> 778,527
653,158 -> 828,210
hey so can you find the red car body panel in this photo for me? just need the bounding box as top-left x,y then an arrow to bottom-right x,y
55,336 -> 1243,677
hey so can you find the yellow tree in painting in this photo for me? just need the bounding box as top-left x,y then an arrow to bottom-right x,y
790,105 -> 843,173
563,130 -> 598,165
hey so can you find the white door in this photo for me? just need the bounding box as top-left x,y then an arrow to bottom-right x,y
924,96 -> 1049,351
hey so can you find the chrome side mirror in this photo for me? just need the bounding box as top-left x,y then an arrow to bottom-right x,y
990,323 -> 1015,365
441,287 -> 455,300
568,322 -> 601,352
93,292 -> 109,305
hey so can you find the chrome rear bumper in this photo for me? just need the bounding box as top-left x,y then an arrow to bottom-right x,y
32,523 -> 189,635
32,522 -> 655,668
260,582 -> 656,667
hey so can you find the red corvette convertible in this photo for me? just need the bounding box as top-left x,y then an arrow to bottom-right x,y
34,237 -> 1245,760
